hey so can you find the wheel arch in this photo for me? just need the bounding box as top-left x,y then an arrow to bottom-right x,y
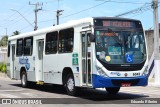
20,66 -> 26,79
62,67 -> 74,85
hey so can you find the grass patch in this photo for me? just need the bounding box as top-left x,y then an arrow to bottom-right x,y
0,63 -> 7,74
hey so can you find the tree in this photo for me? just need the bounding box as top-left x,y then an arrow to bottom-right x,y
0,36 -> 8,46
12,30 -> 20,36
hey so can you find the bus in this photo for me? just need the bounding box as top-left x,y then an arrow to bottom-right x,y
7,17 -> 148,96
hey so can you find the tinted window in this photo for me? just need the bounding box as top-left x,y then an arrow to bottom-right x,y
7,41 -> 10,57
59,28 -> 74,53
45,32 -> 58,54
16,39 -> 23,56
24,37 -> 33,56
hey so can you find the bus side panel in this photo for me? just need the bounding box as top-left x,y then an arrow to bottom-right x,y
43,54 -> 61,84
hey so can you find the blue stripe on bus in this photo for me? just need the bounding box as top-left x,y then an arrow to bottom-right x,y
92,74 -> 148,88
148,60 -> 154,77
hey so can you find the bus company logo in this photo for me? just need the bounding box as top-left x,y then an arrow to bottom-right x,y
124,73 -> 128,77
19,57 -> 30,70
110,72 -> 121,76
2,99 -> 11,104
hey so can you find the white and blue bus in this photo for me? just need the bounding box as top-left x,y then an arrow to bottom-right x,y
7,17 -> 148,95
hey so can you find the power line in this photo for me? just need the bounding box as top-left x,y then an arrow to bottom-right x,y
38,0 -> 111,23
38,0 -> 152,24
13,0 -> 157,32
22,0 -> 110,30
2,9 -> 33,27
1,6 -> 33,27
11,9 -> 34,28
115,3 -> 152,17
19,24 -> 33,32
115,2 -> 160,17
1,4 -> 28,25
128,6 -> 153,19
96,0 -> 151,4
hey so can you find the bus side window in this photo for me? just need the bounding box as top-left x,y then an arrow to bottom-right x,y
59,28 -> 74,53
24,37 -> 33,56
16,39 -> 23,56
45,31 -> 58,54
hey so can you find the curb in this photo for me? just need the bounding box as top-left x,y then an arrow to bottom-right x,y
148,82 -> 160,87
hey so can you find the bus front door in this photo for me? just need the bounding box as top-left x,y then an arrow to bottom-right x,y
81,31 -> 92,86
37,40 -> 44,83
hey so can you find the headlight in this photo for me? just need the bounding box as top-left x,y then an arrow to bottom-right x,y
96,66 -> 108,77
142,66 -> 148,76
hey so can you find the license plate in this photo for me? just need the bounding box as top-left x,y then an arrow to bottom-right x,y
121,83 -> 131,87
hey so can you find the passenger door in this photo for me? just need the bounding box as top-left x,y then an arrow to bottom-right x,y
81,31 -> 92,86
37,40 -> 44,81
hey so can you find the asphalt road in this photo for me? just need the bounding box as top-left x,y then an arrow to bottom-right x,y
0,78 -> 160,107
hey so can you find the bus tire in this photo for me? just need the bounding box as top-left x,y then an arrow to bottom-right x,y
64,74 -> 77,96
21,71 -> 28,88
105,87 -> 120,94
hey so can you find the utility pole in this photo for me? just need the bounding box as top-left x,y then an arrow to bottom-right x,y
56,10 -> 64,25
152,0 -> 160,85
5,28 -> 7,36
29,2 -> 43,31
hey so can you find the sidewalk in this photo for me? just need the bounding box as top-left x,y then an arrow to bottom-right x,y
148,78 -> 160,87
148,82 -> 160,87
0,73 -> 9,78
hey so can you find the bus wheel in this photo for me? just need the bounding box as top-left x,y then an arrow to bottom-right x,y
65,74 -> 76,96
105,87 -> 120,94
21,72 -> 28,88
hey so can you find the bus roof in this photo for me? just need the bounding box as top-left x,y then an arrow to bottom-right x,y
8,17 -> 93,41
93,17 -> 140,22
8,17 -> 141,41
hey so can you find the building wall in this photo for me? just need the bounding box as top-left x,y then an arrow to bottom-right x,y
0,47 -> 7,63
145,30 -> 160,60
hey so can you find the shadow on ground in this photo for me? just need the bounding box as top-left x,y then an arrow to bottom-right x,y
9,82 -> 149,104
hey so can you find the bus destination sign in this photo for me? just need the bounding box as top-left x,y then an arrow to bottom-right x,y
102,21 -> 131,28
94,19 -> 141,28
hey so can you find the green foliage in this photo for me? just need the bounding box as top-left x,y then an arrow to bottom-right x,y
12,30 -> 20,36
0,63 -> 7,74
0,63 -> 3,71
0,36 -> 8,46
0,30 -> 20,46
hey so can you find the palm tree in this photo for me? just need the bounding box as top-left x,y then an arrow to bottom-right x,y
12,30 -> 20,36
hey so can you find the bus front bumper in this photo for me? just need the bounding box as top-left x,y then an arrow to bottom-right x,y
92,74 -> 148,88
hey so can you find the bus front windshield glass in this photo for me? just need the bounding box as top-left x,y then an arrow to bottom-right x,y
95,29 -> 146,64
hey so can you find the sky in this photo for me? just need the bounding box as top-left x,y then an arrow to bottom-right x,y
0,0 -> 159,37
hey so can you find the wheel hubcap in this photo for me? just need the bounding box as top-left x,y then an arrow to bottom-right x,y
67,77 -> 74,91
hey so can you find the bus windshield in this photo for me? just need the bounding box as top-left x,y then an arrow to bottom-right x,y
95,29 -> 147,64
